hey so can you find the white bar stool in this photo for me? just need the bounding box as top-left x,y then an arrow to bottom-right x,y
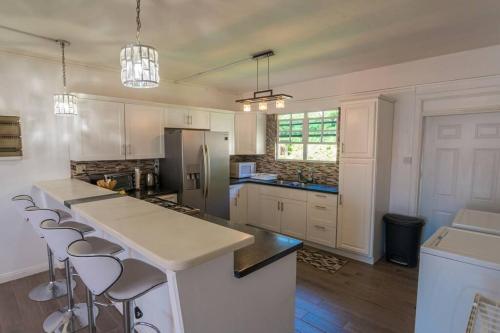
39,219 -> 123,333
68,238 -> 167,333
11,195 -> 79,302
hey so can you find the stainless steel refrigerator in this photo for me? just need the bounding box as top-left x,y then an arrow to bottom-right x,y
159,129 -> 229,219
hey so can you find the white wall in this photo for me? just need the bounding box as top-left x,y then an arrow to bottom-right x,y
0,50 -> 238,282
259,44 -> 500,215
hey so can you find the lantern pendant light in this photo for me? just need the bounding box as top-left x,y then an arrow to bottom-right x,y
120,0 -> 160,88
54,40 -> 78,116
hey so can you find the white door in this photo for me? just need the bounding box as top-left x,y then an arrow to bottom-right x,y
235,113 -> 256,154
340,100 -> 376,158
71,99 -> 125,161
419,112 -> 500,240
280,198 -> 307,239
259,195 -> 282,232
337,158 -> 374,255
164,106 -> 189,128
125,104 -> 164,159
210,112 -> 235,155
189,110 -> 210,130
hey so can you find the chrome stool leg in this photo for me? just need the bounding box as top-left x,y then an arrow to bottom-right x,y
29,245 -> 75,302
43,260 -> 98,333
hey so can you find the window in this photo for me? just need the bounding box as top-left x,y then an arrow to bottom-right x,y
277,109 -> 339,162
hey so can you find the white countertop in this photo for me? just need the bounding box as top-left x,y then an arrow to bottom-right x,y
34,178 -> 255,271
34,178 -> 115,202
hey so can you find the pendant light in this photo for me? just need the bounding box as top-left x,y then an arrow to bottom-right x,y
235,50 -> 292,111
54,40 -> 78,116
120,0 -> 160,88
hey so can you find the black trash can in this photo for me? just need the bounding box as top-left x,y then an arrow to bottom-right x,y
384,213 -> 425,268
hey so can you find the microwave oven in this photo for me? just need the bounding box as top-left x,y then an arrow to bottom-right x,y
230,162 -> 256,178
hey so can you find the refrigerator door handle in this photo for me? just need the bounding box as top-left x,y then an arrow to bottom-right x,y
205,144 -> 211,198
202,145 -> 208,198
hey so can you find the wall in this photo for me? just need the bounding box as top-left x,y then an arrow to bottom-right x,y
248,44 -> 500,215
231,115 -> 339,185
0,50 -> 238,282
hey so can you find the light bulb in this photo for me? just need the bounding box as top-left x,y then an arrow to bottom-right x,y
258,102 -> 268,111
276,99 -> 285,109
243,103 -> 251,112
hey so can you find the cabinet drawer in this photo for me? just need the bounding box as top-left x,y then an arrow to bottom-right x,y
306,221 -> 336,248
259,185 -> 307,201
307,192 -> 337,206
307,202 -> 337,225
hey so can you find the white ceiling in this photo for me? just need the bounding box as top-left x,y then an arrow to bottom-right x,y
1,0 -> 500,93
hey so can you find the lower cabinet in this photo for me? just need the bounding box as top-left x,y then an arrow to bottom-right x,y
246,184 -> 261,226
281,198 -> 307,239
259,195 -> 282,232
229,185 -> 247,224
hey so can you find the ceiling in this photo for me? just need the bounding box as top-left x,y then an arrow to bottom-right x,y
1,0 -> 500,93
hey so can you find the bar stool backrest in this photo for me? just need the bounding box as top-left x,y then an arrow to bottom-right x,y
11,195 -> 36,221
39,219 -> 84,262
68,239 -> 123,296
24,207 -> 61,237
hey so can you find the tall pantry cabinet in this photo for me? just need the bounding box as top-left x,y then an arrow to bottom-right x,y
337,96 -> 394,264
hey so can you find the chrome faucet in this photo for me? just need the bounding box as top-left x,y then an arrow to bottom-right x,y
297,168 -> 315,183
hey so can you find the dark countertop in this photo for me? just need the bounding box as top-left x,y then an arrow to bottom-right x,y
197,214 -> 303,278
230,178 -> 338,194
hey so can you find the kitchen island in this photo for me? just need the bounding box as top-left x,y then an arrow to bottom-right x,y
33,178 -> 299,333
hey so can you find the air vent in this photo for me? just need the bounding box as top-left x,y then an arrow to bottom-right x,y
0,116 -> 22,158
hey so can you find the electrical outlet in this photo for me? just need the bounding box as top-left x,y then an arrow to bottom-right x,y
75,164 -> 86,174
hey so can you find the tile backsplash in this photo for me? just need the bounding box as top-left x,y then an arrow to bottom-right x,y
70,159 -> 156,182
231,115 -> 339,185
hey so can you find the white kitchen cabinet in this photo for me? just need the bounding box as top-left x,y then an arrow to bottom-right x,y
337,95 -> 394,263
339,99 -> 376,159
259,195 -> 282,232
234,113 -> 266,155
337,159 -> 374,255
229,184 -> 247,224
280,198 -> 307,239
307,221 -> 337,248
124,104 -> 164,159
210,112 -> 235,155
70,99 -> 126,161
246,184 -> 261,226
164,106 -> 210,130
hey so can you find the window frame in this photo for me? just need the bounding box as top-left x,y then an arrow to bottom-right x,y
276,109 -> 339,163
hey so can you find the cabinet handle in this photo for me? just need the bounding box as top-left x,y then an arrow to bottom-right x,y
315,205 -> 327,210
315,194 -> 327,198
314,225 -> 326,230
122,144 -> 126,156
341,142 -> 345,153
281,202 -> 284,211
277,201 -> 280,211
339,194 -> 343,205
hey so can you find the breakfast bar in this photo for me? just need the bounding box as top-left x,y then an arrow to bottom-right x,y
33,178 -> 299,333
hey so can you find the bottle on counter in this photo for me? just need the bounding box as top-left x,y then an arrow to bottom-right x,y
134,167 -> 141,190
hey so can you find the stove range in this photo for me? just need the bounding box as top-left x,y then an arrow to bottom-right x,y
144,197 -> 200,215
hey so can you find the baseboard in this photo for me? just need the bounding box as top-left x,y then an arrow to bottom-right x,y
303,240 -> 379,265
0,262 -> 48,284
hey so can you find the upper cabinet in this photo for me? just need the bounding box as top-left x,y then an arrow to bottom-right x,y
339,100 -> 376,159
234,113 -> 266,155
124,104 -> 164,159
210,112 -> 235,155
70,99 -> 164,161
164,106 -> 210,130
70,99 -> 126,161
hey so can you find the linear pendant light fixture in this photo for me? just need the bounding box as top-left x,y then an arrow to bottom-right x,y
235,50 -> 292,112
120,0 -> 160,88
54,40 -> 78,116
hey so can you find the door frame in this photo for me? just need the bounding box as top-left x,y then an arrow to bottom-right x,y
410,82 -> 500,215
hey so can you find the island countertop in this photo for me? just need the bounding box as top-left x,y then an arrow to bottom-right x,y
34,179 -> 255,272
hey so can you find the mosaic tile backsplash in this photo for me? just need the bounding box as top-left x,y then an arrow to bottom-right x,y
70,159 -> 156,183
231,115 -> 339,185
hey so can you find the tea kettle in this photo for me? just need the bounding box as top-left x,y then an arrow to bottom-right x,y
146,173 -> 158,187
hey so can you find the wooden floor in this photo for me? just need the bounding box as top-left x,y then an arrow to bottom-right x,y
0,254 -> 418,333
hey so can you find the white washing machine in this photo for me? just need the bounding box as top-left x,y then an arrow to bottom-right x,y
452,208 -> 500,236
415,227 -> 500,333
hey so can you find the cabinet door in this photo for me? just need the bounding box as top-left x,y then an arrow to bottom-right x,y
229,185 -> 247,224
189,110 -> 210,130
71,99 -> 125,161
234,113 -> 256,154
337,159 -> 374,255
125,104 -> 164,159
229,186 -> 239,223
259,195 -> 281,232
210,112 -> 235,155
246,184 -> 261,226
164,106 -> 189,128
340,100 -> 376,158
280,198 -> 307,239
